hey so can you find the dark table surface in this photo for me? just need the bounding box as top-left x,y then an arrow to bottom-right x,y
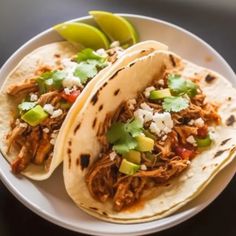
0,0 -> 236,235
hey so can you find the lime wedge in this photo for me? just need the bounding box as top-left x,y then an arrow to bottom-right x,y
53,22 -> 109,50
90,11 -> 138,47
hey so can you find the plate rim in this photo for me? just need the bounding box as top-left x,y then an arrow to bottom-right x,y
0,13 -> 235,236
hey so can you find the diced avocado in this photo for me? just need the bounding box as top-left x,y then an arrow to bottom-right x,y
196,135 -> 212,147
21,105 -> 48,126
123,150 -> 141,164
135,135 -> 154,152
149,88 -> 171,100
119,158 -> 140,175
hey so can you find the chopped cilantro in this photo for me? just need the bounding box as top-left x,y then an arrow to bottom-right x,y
41,71 -> 54,79
106,118 -> 143,155
125,118 -> 143,137
163,96 -> 189,112
18,102 -> 37,112
107,122 -> 127,144
76,48 -> 106,63
36,77 -> 47,94
168,74 -> 198,97
52,71 -> 65,89
36,70 -> 65,94
113,134 -> 138,154
74,62 -> 98,84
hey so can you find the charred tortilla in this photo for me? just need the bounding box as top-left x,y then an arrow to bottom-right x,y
62,49 -> 236,222
0,41 -> 168,180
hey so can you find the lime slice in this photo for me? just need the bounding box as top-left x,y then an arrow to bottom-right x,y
90,11 -> 138,47
53,22 -> 109,50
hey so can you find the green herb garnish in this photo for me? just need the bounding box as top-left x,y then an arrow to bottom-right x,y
36,70 -> 65,94
107,118 -> 143,154
168,74 -> 198,97
74,62 -> 98,84
76,48 -> 106,63
163,96 -> 189,112
74,49 -> 108,85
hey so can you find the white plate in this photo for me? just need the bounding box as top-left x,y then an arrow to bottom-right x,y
0,14 -> 236,236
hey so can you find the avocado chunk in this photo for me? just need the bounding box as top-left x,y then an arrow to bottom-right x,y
123,150 -> 141,164
21,105 -> 48,126
196,135 -> 212,147
149,88 -> 171,99
135,135 -> 154,152
119,158 -> 140,175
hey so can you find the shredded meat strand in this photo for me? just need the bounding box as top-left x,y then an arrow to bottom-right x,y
7,80 -> 38,96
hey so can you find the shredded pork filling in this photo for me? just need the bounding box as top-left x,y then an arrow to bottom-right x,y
7,80 -> 71,173
6,47 -> 122,174
86,71 -> 221,211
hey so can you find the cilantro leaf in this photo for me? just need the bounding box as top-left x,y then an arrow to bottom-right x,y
74,62 -> 98,84
87,59 -> 108,69
18,102 -> 37,112
41,71 -> 54,79
107,119 -> 143,155
52,71 -> 65,89
113,133 -> 137,155
107,122 -> 127,144
163,96 -> 189,112
36,70 -> 65,94
36,77 -> 47,94
125,118 -> 143,137
76,48 -> 106,63
168,74 -> 198,97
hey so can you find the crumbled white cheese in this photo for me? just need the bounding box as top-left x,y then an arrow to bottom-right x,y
19,123 -> 28,128
194,118 -> 204,127
96,48 -> 108,57
144,86 -> 155,98
188,119 -> 194,125
63,76 -> 81,89
110,41 -> 120,48
43,104 -> 54,115
15,119 -> 20,125
187,160 -> 191,165
149,122 -> 161,136
158,79 -> 164,86
30,93 -> 38,102
64,87 -> 71,95
43,128 -> 50,133
51,109 -> 63,118
140,103 -> 153,112
134,108 -> 153,125
151,112 -> 173,136
109,151 -> 117,161
62,59 -> 82,88
50,138 -> 55,145
134,103 -> 173,137
186,135 -> 197,146
140,164 -> 147,171
208,127 -> 217,141
127,98 -> 136,110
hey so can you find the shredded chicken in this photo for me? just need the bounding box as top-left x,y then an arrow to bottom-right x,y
7,80 -> 38,96
87,70 -> 221,212
37,91 -> 60,106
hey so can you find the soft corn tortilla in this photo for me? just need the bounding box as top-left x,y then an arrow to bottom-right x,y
0,40 -> 168,181
62,50 -> 236,222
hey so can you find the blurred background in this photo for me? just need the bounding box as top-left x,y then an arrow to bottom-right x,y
0,0 -> 236,236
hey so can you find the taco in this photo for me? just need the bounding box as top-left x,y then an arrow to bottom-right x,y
63,48 -> 236,222
0,40 -> 168,180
